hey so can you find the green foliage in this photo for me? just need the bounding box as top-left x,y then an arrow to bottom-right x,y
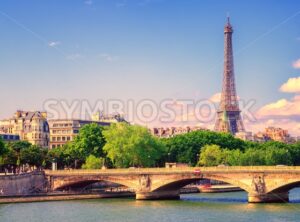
61,142 -> 83,168
204,142 -> 294,166
162,130 -> 246,166
8,141 -> 31,153
46,147 -> 66,169
1,146 -> 17,165
222,149 -> 242,166
103,123 -> 165,168
238,148 -> 265,166
163,130 -> 300,166
82,155 -> 104,169
290,142 -> 300,165
0,137 -> 6,157
52,123 -> 107,168
1,123 -> 300,170
198,144 -> 223,166
20,145 -> 45,167
72,123 -> 106,160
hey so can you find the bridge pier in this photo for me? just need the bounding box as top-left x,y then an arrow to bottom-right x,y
136,190 -> 180,200
248,192 -> 289,203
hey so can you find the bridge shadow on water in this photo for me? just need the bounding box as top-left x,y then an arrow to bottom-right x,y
180,188 -> 300,204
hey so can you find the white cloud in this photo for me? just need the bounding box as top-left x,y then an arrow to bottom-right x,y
209,92 -> 240,103
99,53 -> 119,62
48,41 -> 60,47
66,53 -> 84,60
248,75 -> 300,136
209,93 -> 221,103
84,0 -> 93,5
257,96 -> 300,117
293,59 -> 300,69
280,76 -> 300,93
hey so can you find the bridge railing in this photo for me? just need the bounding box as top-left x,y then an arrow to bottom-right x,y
44,166 -> 300,175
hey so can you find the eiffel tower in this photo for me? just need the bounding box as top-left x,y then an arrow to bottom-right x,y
214,17 -> 245,135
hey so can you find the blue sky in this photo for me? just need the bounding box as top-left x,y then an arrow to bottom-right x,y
0,0 -> 300,134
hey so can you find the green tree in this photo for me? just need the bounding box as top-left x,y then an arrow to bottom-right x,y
46,147 -> 66,169
290,142 -> 300,165
240,148 -> 265,166
82,155 -> 104,169
198,144 -> 224,166
20,145 -> 45,168
0,137 -> 6,157
1,146 -> 17,166
8,141 -> 31,153
162,130 -> 246,166
72,123 -> 106,160
264,147 -> 292,166
6,141 -> 31,167
222,149 -> 242,166
103,123 -> 165,168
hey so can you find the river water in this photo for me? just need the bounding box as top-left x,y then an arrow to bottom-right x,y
1,188 -> 300,222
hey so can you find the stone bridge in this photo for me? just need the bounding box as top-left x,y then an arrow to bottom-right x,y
45,166 -> 300,203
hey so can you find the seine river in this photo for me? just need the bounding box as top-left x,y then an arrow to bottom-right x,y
1,189 -> 300,222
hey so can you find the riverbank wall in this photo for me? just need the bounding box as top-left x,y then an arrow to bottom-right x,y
0,171 -> 47,196
0,192 -> 135,204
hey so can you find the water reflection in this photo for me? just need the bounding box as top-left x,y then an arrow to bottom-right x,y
0,189 -> 300,222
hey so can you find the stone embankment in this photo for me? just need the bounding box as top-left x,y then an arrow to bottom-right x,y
0,192 -> 134,204
0,172 -> 135,203
0,171 -> 47,197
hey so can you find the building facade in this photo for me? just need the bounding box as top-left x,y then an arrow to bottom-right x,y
151,126 -> 205,138
0,110 -> 49,147
263,127 -> 293,143
48,119 -> 111,149
91,112 -> 127,123
235,131 -> 254,141
0,134 -> 20,142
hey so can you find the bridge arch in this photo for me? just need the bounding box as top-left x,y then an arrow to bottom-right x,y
54,180 -> 104,190
266,179 -> 300,194
152,178 -> 200,192
150,174 -> 251,193
51,176 -> 139,191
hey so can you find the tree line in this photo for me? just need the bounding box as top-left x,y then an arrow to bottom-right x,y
0,123 -> 164,171
0,123 -> 300,171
